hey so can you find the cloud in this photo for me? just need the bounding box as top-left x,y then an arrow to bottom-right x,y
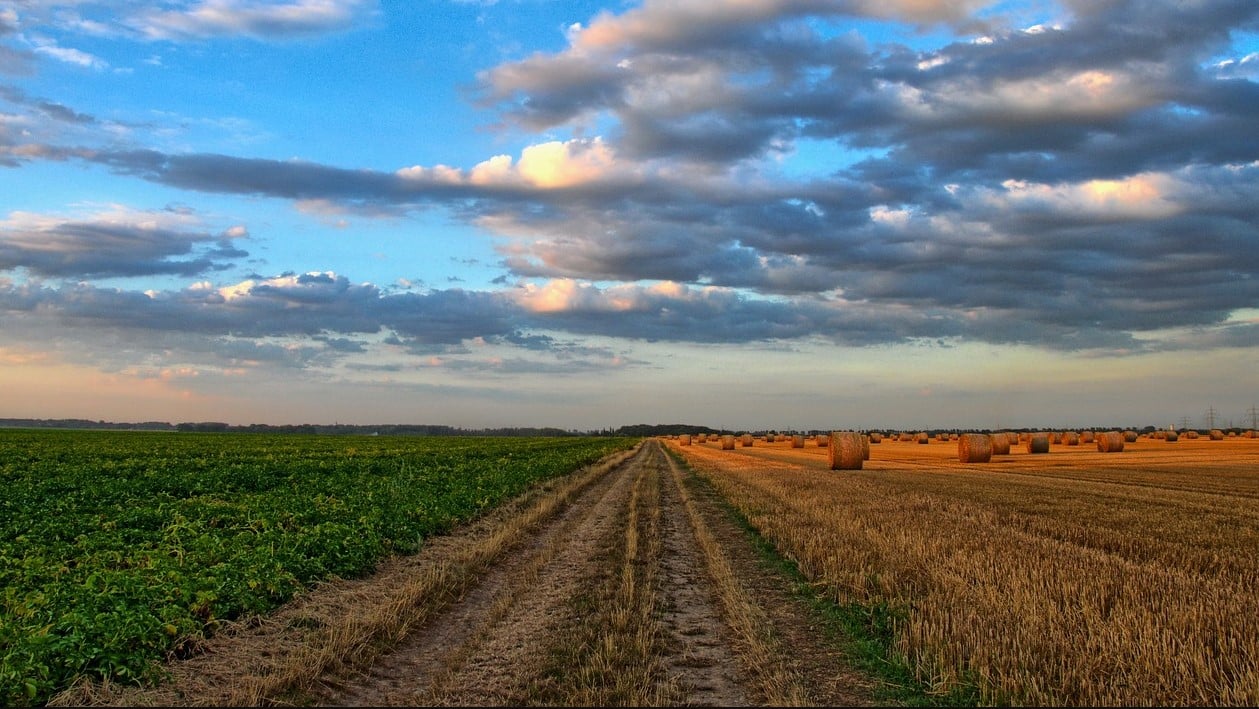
5,0 -> 1259,365
0,0 -> 376,52
28,36 -> 108,70
117,0 -> 377,41
0,205 -> 249,279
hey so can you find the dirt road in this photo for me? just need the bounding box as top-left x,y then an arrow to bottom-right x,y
57,440 -> 876,706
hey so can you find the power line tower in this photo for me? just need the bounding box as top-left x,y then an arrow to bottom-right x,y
1180,415 -> 1192,431
1205,405 -> 1217,430
1248,405 -> 1258,431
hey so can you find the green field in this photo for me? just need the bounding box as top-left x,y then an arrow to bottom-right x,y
0,429 -> 634,705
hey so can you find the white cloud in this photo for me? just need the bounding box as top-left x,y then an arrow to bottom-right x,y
28,37 -> 108,69
128,0 -> 375,40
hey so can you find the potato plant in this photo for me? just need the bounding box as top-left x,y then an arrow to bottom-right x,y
0,430 -> 633,705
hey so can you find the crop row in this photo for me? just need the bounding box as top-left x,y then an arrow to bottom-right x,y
0,430 -> 633,705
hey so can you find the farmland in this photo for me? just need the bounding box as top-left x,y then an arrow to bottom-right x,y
0,429 -> 633,706
4,427 -> 1258,706
669,433 -> 1259,705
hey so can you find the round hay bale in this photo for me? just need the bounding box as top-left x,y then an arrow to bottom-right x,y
1026,433 -> 1050,454
868,432 -> 882,444
991,432 -> 1011,456
828,431 -> 864,470
1097,431 -> 1125,452
1123,430 -> 1138,443
679,434 -> 691,446
1062,432 -> 1079,446
721,434 -> 735,450
1165,431 -> 1179,442
815,435 -> 829,447
1080,431 -> 1095,443
916,432 -> 929,444
1210,429 -> 1224,440
958,434 -> 993,463
791,434 -> 804,448
1184,430 -> 1199,439
1019,432 -> 1031,443
741,434 -> 754,447
862,434 -> 871,460
898,432 -> 913,442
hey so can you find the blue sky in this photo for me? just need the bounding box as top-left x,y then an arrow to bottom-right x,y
1,0 -> 1258,431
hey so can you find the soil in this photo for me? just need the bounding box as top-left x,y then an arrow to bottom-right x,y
57,440 -> 879,707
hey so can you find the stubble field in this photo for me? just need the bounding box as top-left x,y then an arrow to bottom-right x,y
668,433 -> 1259,705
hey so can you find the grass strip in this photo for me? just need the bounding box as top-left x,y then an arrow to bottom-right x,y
665,447 -> 983,708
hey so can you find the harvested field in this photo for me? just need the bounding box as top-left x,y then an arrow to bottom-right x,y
667,435 -> 1259,705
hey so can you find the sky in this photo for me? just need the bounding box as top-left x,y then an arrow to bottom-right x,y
1,0 -> 1258,432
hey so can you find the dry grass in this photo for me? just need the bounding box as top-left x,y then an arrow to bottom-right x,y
552,446 -> 677,707
668,437 -> 1259,705
662,446 -> 812,705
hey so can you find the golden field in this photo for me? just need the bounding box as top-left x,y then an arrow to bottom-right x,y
668,434 -> 1259,706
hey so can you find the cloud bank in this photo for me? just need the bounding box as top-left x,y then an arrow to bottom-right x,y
2,0 -> 1258,408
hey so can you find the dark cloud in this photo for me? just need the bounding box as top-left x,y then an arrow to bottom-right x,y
0,86 -> 96,124
0,209 -> 249,279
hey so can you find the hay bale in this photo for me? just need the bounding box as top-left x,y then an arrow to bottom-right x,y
1123,431 -> 1138,443
1097,431 -> 1125,452
1080,431 -> 1095,443
1166,431 -> 1179,442
916,432 -> 929,444
869,432 -> 882,444
1184,430 -> 1199,439
792,435 -> 804,448
1210,429 -> 1224,440
1026,433 -> 1050,454
958,434 -> 993,463
741,434 -> 753,447
828,431 -> 864,470
679,434 -> 691,446
991,432 -> 1011,455
862,435 -> 871,460
721,434 -> 735,450
1062,432 -> 1079,446
815,434 -> 829,447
